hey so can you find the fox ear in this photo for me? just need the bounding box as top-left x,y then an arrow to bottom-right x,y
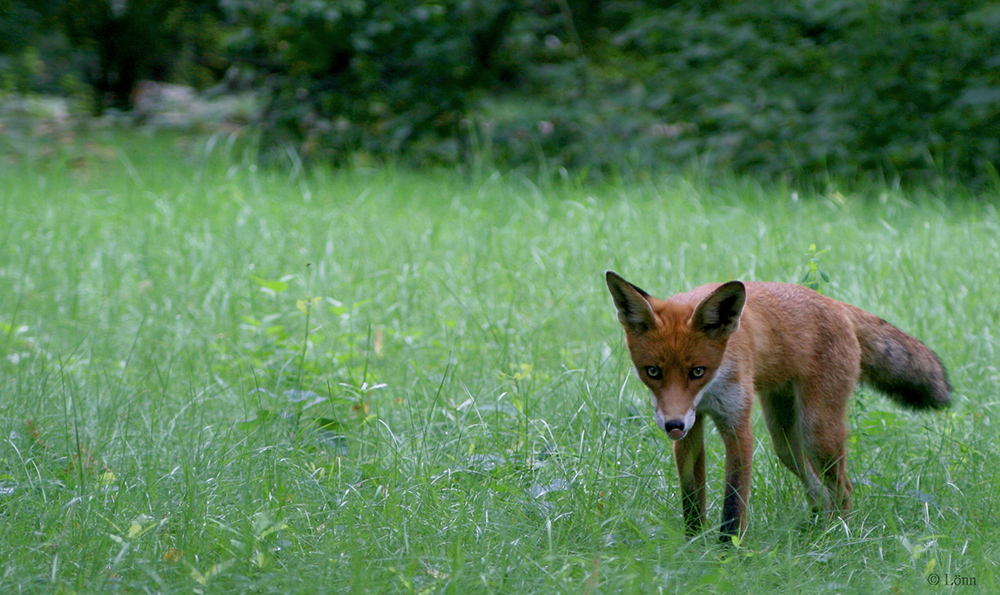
606,271 -> 656,333
692,281 -> 745,339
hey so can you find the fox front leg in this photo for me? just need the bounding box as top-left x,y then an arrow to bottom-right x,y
673,414 -> 707,536
717,417 -> 754,541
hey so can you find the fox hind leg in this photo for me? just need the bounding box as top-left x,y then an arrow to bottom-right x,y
798,379 -> 855,514
761,383 -> 828,513
806,428 -> 852,514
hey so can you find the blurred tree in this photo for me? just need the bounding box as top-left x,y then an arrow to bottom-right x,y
60,0 -> 166,110
0,0 -> 56,54
0,0 -> 67,91
59,0 -> 224,111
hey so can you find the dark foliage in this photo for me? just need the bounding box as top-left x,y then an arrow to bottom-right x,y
3,0 -> 999,182
219,0 -> 999,182
222,0 -> 520,163
1,0 -> 226,110
597,0 -> 1000,180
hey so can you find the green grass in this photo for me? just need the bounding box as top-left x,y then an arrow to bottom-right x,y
1,130 -> 998,594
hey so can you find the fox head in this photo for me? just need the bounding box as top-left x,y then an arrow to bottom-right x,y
606,271 -> 746,440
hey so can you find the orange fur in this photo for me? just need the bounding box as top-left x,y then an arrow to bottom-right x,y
606,271 -> 950,540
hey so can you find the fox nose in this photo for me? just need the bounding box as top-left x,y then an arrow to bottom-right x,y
662,419 -> 686,440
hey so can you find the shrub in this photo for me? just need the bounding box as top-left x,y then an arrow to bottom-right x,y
498,0 -> 1000,181
222,0 -> 518,164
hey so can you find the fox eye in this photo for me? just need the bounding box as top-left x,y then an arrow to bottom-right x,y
689,366 -> 707,379
644,366 -> 662,379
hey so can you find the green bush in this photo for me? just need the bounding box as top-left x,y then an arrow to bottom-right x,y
11,0 -> 995,182
491,0 -> 1000,181
223,0 -> 518,164
224,0 -> 999,182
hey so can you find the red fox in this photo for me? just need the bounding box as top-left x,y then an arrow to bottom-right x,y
606,271 -> 950,540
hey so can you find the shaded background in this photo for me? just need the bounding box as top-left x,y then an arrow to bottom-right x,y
2,0 -> 999,182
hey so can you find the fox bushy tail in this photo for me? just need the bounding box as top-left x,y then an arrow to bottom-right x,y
850,308 -> 951,410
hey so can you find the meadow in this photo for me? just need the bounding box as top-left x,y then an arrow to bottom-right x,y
1,131 -> 997,593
